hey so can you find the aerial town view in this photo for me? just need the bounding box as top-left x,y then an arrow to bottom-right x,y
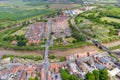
0,0 -> 120,80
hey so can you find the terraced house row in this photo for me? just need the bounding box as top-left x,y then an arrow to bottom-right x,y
0,51 -> 120,80
25,16 -> 71,45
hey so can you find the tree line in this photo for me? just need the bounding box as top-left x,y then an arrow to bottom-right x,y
86,69 -> 109,80
79,10 -> 120,29
68,19 -> 87,43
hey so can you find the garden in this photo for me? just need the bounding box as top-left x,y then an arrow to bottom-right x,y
74,5 -> 120,43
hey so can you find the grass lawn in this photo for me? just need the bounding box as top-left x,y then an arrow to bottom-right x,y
110,7 -> 120,13
107,7 -> 120,17
101,17 -> 120,23
66,37 -> 75,43
0,20 -> 16,27
11,27 -> 28,36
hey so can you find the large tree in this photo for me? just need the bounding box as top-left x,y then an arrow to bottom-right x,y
99,68 -> 109,80
72,32 -> 86,42
69,75 -> 78,80
60,69 -> 70,80
17,40 -> 26,46
60,68 -> 78,80
86,72 -> 95,80
93,70 -> 99,80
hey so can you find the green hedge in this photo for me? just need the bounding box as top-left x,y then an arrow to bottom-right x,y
2,54 -> 43,61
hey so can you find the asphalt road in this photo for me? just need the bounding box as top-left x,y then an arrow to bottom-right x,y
43,19 -> 52,80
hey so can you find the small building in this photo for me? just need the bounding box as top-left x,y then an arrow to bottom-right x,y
87,57 -> 94,67
11,40 -> 18,45
66,55 -> 75,61
49,63 -> 60,73
77,62 -> 88,73
68,62 -> 79,73
74,52 -> 87,58
97,57 -> 108,65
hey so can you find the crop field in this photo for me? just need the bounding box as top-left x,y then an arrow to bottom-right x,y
0,0 -> 81,29
101,17 -> 120,23
0,0 -> 57,28
11,27 -> 28,36
50,3 -> 81,9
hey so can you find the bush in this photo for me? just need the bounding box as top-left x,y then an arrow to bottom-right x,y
99,68 -> 109,80
60,57 -> 66,62
93,70 -> 99,80
86,72 -> 95,80
85,69 -> 109,80
2,54 -> 43,61
49,55 -> 56,59
17,40 -> 26,46
60,68 -> 78,80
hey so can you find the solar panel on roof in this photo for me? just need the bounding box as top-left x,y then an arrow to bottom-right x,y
95,63 -> 105,70
98,57 -> 108,63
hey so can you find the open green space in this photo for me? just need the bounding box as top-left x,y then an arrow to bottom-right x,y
107,7 -> 120,18
0,0 -> 82,29
75,16 -> 120,42
110,45 -> 120,50
75,5 -> 120,43
2,54 -> 43,61
0,0 -> 57,29
11,27 -> 28,36
101,17 -> 120,23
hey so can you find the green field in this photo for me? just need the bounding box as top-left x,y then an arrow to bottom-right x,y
0,0 -> 57,29
11,27 -> 28,36
108,7 -> 120,17
0,0 -> 120,50
75,5 -> 120,43
101,17 -> 120,23
0,0 -> 82,29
